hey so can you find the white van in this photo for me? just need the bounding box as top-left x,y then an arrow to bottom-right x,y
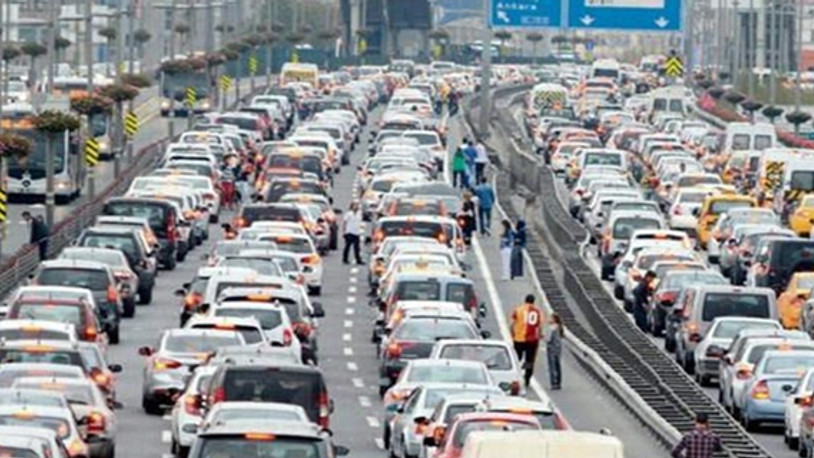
724,122 -> 776,152
646,86 -> 688,120
461,430 -> 624,458
590,59 -> 621,81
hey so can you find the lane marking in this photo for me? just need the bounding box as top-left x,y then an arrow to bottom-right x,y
366,416 -> 381,428
162,414 -> 171,421
345,307 -> 355,315
161,430 -> 172,444
352,377 -> 365,388
359,395 -> 371,407
374,438 -> 385,449
347,296 -> 357,304
349,285 -> 357,294
344,320 -> 353,328
344,347 -> 354,356
350,276 -> 358,283
350,267 -> 359,274
347,362 -> 359,371
343,333 -> 352,341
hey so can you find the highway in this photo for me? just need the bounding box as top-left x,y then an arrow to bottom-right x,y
92,96 -> 672,458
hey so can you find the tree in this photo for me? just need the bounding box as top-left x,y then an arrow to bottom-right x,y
98,27 -> 117,41
20,42 -> 46,87
133,29 -> 152,59
174,23 -> 191,52
316,30 -> 339,51
0,132 -> 32,160
526,32 -> 544,64
2,47 -> 20,62
53,36 -> 71,63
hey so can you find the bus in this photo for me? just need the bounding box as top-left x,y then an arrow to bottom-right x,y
159,68 -> 213,117
51,76 -> 113,159
4,103 -> 83,203
279,63 -> 319,88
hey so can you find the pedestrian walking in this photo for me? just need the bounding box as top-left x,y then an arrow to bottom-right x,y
545,313 -> 564,390
474,140 -> 489,184
671,413 -> 722,458
632,270 -> 656,332
23,211 -> 49,261
463,140 -> 478,188
474,177 -> 495,235
511,294 -> 544,387
499,220 -> 514,280
459,191 -> 477,245
511,220 -> 527,279
342,201 -> 364,265
451,147 -> 467,189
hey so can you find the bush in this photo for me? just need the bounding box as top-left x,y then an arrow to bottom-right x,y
0,132 -> 32,158
33,110 -> 81,133
120,73 -> 152,88
70,93 -> 114,115
100,83 -> 139,103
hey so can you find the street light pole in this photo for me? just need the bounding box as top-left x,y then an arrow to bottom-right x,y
748,0 -> 755,97
768,0 -> 776,108
86,0 -> 95,200
477,2 -> 492,143
266,0 -> 272,87
794,0 -> 803,115
113,0 -> 124,178
45,0 -> 57,228
126,0 -> 135,164
732,0 -> 741,89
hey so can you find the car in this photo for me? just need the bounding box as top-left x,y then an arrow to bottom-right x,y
429,340 -> 524,396
459,430 -> 624,458
0,426 -> 75,458
692,317 -> 781,386
423,411 -> 541,458
776,272 -> 814,330
0,320 -> 78,343
187,420 -> 348,458
183,315 -> 269,347
473,397 -> 569,430
169,365 -> 217,457
738,350 -> 814,430
418,391 -> 506,458
784,367 -> 814,449
0,363 -> 86,389
6,291 -> 107,348
101,197 -> 181,270
138,328 -> 245,414
13,377 -> 117,458
208,302 -> 302,356
76,342 -> 122,402
0,405 -> 88,457
29,260 -> 123,344
201,401 -> 310,427
257,234 -> 324,295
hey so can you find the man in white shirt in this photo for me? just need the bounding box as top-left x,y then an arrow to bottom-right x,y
475,140 -> 489,184
342,201 -> 364,265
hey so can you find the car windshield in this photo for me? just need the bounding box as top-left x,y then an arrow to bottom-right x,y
712,321 -> 777,338
381,221 -> 447,240
0,350 -> 81,367
397,281 -> 441,300
701,293 -> 770,321
36,268 -> 108,291
763,355 -> 814,375
453,420 -> 538,447
164,334 -> 244,353
0,415 -> 70,439
663,273 -> 727,289
0,392 -> 65,408
0,329 -> 69,341
439,345 -> 513,370
15,304 -> 82,326
197,437 -> 323,458
407,365 -> 488,384
612,218 -> 661,239
190,325 -> 263,345
81,235 -> 137,257
393,318 -> 476,341
61,250 -> 124,267
15,381 -> 94,405
585,153 -> 621,166
273,238 -> 313,254
214,309 -> 283,330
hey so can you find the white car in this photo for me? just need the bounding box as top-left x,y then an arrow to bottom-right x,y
268,233 -> 324,296
668,188 -> 714,234
209,301 -> 302,356
170,365 -> 217,456
693,317 -> 781,386
785,367 -> 814,449
202,401 -> 309,427
430,339 -> 524,396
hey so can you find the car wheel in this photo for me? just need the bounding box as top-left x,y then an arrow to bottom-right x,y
138,287 -> 153,305
698,374 -> 710,387
743,411 -> 759,432
142,395 -> 162,415
122,298 -> 136,318
108,325 -> 120,344
790,433 -> 800,451
801,438 -> 808,458
613,285 -> 624,300
665,335 -> 676,353
209,213 -> 219,224
105,443 -> 115,458
379,385 -> 388,398
623,299 -> 633,313
383,424 -> 391,449
308,286 -> 322,296
164,256 -> 177,271
176,246 -> 187,262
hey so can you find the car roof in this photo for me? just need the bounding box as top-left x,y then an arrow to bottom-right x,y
407,359 -> 487,369
435,339 -> 511,349
199,419 -> 323,438
39,259 -> 110,271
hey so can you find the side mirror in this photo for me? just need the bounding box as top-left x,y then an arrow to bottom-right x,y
174,288 -> 187,297
108,364 -> 123,373
722,354 -> 734,365
311,302 -> 326,318
334,445 -> 350,456
137,346 -> 153,357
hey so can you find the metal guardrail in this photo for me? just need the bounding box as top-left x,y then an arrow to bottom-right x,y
479,85 -> 775,458
0,82 -> 268,301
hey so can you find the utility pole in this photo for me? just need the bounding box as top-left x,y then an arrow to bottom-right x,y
168,0 -> 178,139
747,0 -> 755,97
112,0 -> 124,178
266,0 -> 272,86
45,0 -> 58,228
205,0 -> 214,107
477,3 -> 492,142
126,0 -> 135,164
85,0 -> 94,200
732,0 -> 741,89
768,0 -> 776,108
794,0 -> 803,121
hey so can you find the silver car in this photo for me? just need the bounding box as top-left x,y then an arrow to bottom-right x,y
692,317 -> 780,386
429,339 -> 524,396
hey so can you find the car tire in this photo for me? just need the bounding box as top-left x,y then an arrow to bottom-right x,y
308,286 -> 322,296
623,299 -> 633,313
122,298 -> 136,318
142,395 -> 162,415
613,285 -> 624,300
697,374 -> 710,387
108,325 -> 120,344
801,439 -> 808,458
665,336 -> 676,353
176,248 -> 187,263
164,256 -> 177,271
209,213 -> 219,224
138,288 -> 152,305
104,443 -> 115,458
790,434 -> 800,451
383,424 -> 391,449
743,411 -> 759,432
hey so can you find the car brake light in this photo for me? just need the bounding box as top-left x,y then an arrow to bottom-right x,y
184,292 -> 203,309
673,207 -> 682,215
301,254 -> 320,265
319,391 -> 330,428
90,368 -> 110,386
87,411 -> 105,433
212,386 -> 225,404
106,285 -> 118,303
387,342 -> 403,358
184,394 -> 202,415
154,358 -> 182,371
84,325 -> 98,342
752,380 -> 770,400
282,328 -> 293,346
510,381 -> 521,395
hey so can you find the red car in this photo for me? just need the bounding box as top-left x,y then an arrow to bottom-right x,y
425,412 -> 541,458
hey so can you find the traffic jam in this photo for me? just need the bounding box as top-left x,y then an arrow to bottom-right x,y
0,58 -> 627,458
525,57 -> 814,454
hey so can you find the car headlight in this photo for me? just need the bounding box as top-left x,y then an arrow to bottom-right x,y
200,100 -> 211,109
98,140 -> 109,151
161,100 -> 171,109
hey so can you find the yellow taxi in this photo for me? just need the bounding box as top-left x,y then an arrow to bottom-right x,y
777,272 -> 814,329
695,194 -> 757,246
789,194 -> 814,237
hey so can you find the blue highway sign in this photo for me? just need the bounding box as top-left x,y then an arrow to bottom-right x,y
567,0 -> 682,31
489,0 -> 563,28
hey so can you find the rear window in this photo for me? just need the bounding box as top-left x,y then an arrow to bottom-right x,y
710,200 -> 753,215
164,334 -> 244,353
444,404 -> 477,424
439,345 -> 512,370
701,293 -> 770,321
269,155 -> 322,176
214,308 -> 283,330
218,258 -> 283,277
103,202 -> 167,234
790,171 -> 814,192
612,218 -> 661,239
0,415 -> 70,439
80,234 -> 137,257
191,324 -> 263,345
764,355 -> 814,374
396,281 -> 441,301
407,365 -> 488,384
712,320 -> 778,338
452,420 -> 537,447
446,283 -> 475,308
14,381 -> 94,405
197,437 -> 324,457
0,448 -> 38,458
13,304 -> 83,327
0,349 -> 84,368
36,268 -> 109,291
215,116 -> 257,131
678,176 -> 720,187
754,135 -> 773,151
393,318 -> 476,341
771,242 -> 814,268
222,368 -> 324,421
747,344 -> 814,364
274,238 -> 313,254
0,329 -> 69,341
240,206 -> 301,225
380,221 -> 447,240
584,153 -> 621,166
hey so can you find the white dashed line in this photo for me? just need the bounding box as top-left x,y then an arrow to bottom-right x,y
345,307 -> 355,315
347,362 -> 359,371
349,276 -> 358,283
374,438 -> 385,449
366,416 -> 380,428
162,414 -> 171,421
350,267 -> 359,274
344,320 -> 353,328
358,395 -> 371,407
347,296 -> 357,304
343,333 -> 352,341
344,347 -> 354,356
352,377 -> 364,388
161,430 -> 172,444
348,285 -> 357,293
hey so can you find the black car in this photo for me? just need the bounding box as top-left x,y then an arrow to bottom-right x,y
102,197 -> 181,270
750,237 -> 814,293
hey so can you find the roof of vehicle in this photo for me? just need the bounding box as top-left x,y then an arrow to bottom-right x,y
38,259 -> 111,271
198,419 -> 324,438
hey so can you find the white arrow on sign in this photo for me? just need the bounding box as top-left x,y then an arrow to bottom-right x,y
654,16 -> 669,27
580,15 -> 595,25
497,10 -> 510,22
